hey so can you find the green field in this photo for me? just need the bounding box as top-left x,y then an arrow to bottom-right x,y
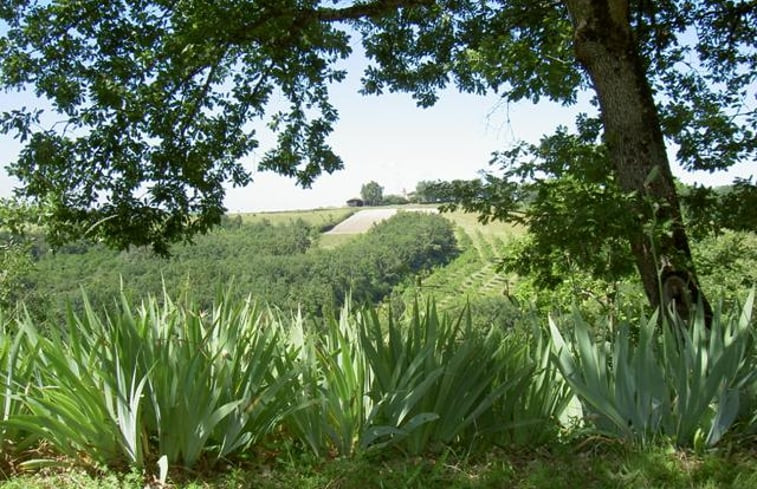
237,207 -> 356,228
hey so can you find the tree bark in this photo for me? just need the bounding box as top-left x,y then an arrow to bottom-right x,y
563,0 -> 712,324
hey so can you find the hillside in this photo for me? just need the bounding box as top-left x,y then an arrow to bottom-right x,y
13,209 -> 461,319
1,205 -> 755,489
231,206 -> 523,320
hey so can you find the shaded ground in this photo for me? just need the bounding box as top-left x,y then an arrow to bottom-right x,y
2,443 -> 754,488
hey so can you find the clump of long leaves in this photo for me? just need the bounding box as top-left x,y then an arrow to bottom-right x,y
359,303 -> 532,455
473,323 -> 575,446
284,301 -> 570,457
1,292 -> 297,469
549,292 -> 755,446
284,308 -> 373,457
1,311 -> 39,455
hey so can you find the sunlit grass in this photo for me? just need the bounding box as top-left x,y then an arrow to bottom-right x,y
316,233 -> 358,249
441,210 -> 523,240
235,208 -> 354,228
1,444 -> 754,488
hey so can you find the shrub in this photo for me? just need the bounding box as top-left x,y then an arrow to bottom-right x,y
549,292 -> 755,447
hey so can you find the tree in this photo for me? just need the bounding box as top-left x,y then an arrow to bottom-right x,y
382,193 -> 410,205
414,180 -> 447,203
1,1 -> 754,311
360,181 -> 384,206
0,198 -> 38,309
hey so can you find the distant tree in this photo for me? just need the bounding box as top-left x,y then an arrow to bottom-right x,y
361,181 -> 384,206
414,180 -> 447,203
680,179 -> 757,239
382,194 -> 409,205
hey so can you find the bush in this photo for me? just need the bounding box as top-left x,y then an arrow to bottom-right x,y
549,293 -> 755,447
381,194 -> 409,205
0,292 -> 568,468
1,289 -> 753,472
693,229 -> 757,305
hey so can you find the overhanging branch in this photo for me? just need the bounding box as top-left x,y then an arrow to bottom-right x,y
229,0 -> 434,47
316,0 -> 435,22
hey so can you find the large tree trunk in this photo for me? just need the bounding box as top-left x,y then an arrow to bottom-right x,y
563,0 -> 712,324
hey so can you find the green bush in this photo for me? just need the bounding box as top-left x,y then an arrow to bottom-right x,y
549,293 -> 755,447
2,292 -> 296,468
693,230 -> 757,305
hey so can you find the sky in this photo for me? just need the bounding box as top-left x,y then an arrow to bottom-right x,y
0,39 -> 754,213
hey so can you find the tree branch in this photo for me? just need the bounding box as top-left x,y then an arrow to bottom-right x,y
315,0 -> 435,22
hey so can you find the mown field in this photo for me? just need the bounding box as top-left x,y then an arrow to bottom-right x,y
1,205 -> 755,488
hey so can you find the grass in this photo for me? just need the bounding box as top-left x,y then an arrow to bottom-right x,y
2,443 -> 754,488
235,208 -> 355,228
317,233 -> 359,249
392,209 -> 524,314
441,210 -> 521,240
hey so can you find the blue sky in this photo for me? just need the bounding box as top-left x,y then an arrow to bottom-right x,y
0,42 -> 753,212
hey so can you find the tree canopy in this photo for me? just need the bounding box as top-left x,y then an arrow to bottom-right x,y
360,180 -> 384,205
1,1 -> 754,311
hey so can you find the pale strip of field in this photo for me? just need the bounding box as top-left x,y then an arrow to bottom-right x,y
325,208 -> 439,235
233,208 -> 355,227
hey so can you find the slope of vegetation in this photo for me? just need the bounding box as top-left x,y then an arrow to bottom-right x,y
238,208 -> 355,229
390,211 -> 522,326
395,209 -> 757,328
1,207 -> 755,488
13,212 -> 458,319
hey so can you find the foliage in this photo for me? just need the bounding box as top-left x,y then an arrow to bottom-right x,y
0,199 -> 40,310
2,291 -> 296,468
356,303 -> 540,455
360,181 -> 384,206
0,0 -> 359,253
381,194 -> 409,205
358,1 -> 755,307
17,212 -> 458,320
549,292 -> 756,447
681,179 -> 757,238
390,212 -> 525,329
1,280 -> 756,477
284,292 -> 562,458
0,236 -> 32,311
0,289 -> 570,470
490,228 -> 756,325
412,180 -> 448,204
1,1 -> 752,258
434,121 -> 643,289
692,230 -> 757,304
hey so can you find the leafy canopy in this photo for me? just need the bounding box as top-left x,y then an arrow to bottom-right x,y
360,180 -> 383,206
0,1 -> 755,254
